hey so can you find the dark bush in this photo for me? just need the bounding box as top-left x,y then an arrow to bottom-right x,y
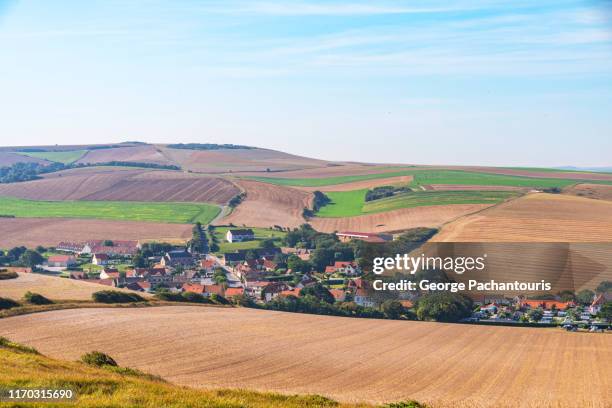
210,294 -> 229,305
81,351 -> 118,367
155,290 -> 186,302
92,290 -> 145,304
23,291 -> 53,305
0,270 -> 18,280
181,291 -> 210,304
0,297 -> 20,310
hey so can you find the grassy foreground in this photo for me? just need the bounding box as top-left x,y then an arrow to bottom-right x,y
0,338 -> 379,408
212,226 -> 287,253
16,150 -> 88,164
248,169 -> 612,188
0,197 -> 220,224
316,190 -> 517,217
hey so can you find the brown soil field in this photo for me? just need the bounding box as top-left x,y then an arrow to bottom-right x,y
0,307 -> 608,407
0,218 -> 192,248
310,204 -> 492,233
160,147 -> 328,173
564,183 -> 612,202
432,193 -> 612,242
0,152 -> 49,166
427,184 -> 527,192
220,180 -> 312,228
0,273 -> 151,301
299,175 -> 413,192
0,167 -> 238,204
76,145 -> 173,165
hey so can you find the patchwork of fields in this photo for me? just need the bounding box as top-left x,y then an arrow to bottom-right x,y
316,190 -> 517,218
0,196 -> 220,224
17,149 -> 88,164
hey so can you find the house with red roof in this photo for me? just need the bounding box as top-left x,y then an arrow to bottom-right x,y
92,253 -> 109,266
324,261 -> 360,276
224,287 -> 245,298
329,289 -> 346,302
590,293 -> 611,315
519,299 -> 574,310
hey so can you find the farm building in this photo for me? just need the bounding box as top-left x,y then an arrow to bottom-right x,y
161,250 -> 194,267
226,228 -> 255,243
336,231 -> 392,243
46,255 -> 77,268
92,253 -> 109,266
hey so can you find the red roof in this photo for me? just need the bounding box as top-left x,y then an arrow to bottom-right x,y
183,283 -> 205,294
224,287 -> 244,297
329,289 -> 346,301
201,259 -> 215,269
279,288 -> 301,298
519,300 -> 573,310
325,266 -> 337,273
205,285 -> 224,296
93,253 -> 109,260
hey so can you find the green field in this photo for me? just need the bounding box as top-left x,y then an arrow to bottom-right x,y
17,150 -> 88,164
212,226 -> 286,253
247,169 -> 612,189
0,197 -> 220,224
316,190 -> 518,218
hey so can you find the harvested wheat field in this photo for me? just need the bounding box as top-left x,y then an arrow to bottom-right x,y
310,204 -> 492,233
0,218 -> 192,248
0,307 -> 608,407
0,273 -> 151,301
299,175 -> 413,192
0,151 -> 49,166
220,180 -> 312,228
0,168 -> 238,204
433,193 -> 612,242
76,144 -> 173,165
564,183 -> 612,202
160,146 -> 328,173
241,164 -> 411,179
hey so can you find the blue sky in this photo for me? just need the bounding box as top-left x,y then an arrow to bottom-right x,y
0,0 -> 611,166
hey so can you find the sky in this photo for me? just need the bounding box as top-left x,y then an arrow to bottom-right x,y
0,0 -> 611,166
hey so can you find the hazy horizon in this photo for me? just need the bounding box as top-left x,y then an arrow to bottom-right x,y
1,0 -> 611,167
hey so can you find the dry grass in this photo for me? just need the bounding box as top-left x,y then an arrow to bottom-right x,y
564,183 -> 612,202
0,217 -> 192,248
433,193 -> 612,242
310,204 -> 492,233
453,166 -> 612,181
220,180 -> 313,228
76,145 -> 173,165
0,273 -> 152,301
1,306 -> 608,407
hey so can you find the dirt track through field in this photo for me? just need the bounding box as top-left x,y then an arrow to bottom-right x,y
0,273 -> 151,301
220,180 -> 312,228
433,193 -> 612,242
310,204 -> 492,233
0,306 -> 608,407
0,218 -> 192,248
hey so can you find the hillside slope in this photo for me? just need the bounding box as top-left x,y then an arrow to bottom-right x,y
0,306 -> 609,407
0,338 -> 366,408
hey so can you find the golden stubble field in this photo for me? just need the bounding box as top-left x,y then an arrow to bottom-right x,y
433,193 -> 612,242
0,306 -> 609,407
0,272 -> 152,301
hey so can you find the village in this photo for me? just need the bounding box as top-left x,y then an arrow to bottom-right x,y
1,224 -> 610,331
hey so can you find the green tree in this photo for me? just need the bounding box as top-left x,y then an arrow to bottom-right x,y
287,255 -> 310,273
381,300 -> 405,319
300,283 -> 334,304
527,308 -> 543,322
259,238 -> 276,249
132,253 -> 147,268
576,289 -> 595,305
416,293 -> 473,322
558,290 -> 575,302
599,302 -> 611,320
19,250 -> 44,268
595,281 -> 611,294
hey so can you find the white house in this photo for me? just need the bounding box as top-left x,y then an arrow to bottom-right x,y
226,229 -> 255,243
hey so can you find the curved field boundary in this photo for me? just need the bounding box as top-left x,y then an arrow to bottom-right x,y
563,183 -> 612,202
316,190 -> 518,218
17,150 -> 88,164
0,306 -> 608,407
